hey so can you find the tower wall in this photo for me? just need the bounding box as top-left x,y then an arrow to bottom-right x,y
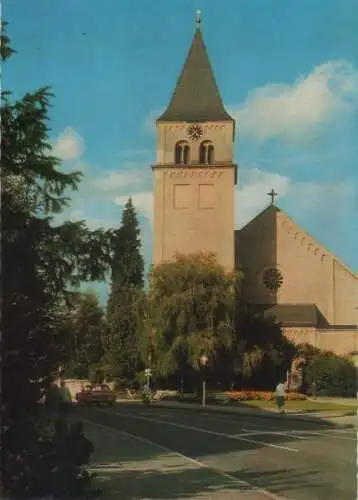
152,164 -> 235,270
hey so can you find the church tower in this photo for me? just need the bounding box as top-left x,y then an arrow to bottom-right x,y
152,11 -> 237,270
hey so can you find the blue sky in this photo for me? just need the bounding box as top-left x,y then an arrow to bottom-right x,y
5,0 -> 358,303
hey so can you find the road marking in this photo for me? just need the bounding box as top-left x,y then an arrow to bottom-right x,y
83,419 -> 288,500
159,410 -> 356,441
238,430 -> 309,440
287,430 -> 355,441
108,410 -> 299,452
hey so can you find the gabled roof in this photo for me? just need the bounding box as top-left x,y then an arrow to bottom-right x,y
236,203 -> 357,278
236,204 -> 280,235
157,28 -> 233,123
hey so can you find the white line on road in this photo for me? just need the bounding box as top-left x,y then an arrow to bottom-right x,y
160,410 -> 356,441
109,410 -> 299,452
238,430 -> 309,440
83,419 -> 288,500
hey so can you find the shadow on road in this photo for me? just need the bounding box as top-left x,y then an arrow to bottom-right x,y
66,404 -> 357,500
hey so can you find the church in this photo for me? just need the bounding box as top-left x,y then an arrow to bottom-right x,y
151,13 -> 358,358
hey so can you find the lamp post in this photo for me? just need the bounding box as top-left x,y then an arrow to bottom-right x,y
146,353 -> 152,392
199,354 -> 208,407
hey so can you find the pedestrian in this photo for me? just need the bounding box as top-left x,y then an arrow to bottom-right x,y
59,380 -> 72,415
275,380 -> 286,414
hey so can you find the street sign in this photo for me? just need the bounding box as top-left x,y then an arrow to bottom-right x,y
144,368 -> 152,376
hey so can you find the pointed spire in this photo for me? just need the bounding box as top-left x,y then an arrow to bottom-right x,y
157,12 -> 233,123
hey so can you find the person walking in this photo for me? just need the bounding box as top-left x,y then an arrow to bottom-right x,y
275,380 -> 286,414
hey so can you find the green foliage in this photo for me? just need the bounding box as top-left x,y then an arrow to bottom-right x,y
1,21 -> 16,60
110,197 -> 144,287
4,418 -> 99,499
103,198 -> 145,384
304,352 -> 356,397
230,311 -> 297,388
2,26 -> 111,498
143,252 -> 241,376
64,292 -> 105,380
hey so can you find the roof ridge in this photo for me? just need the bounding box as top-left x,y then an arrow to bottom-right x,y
237,205 -> 357,277
279,211 -> 357,278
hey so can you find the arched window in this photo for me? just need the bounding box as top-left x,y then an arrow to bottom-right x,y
199,141 -> 214,164
175,141 -> 190,165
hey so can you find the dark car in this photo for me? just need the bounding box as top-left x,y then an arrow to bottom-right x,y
75,384 -> 116,407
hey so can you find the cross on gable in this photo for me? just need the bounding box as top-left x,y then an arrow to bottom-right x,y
268,188 -> 278,205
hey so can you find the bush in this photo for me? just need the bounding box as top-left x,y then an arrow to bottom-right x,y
304,354 -> 356,397
3,416 -> 100,499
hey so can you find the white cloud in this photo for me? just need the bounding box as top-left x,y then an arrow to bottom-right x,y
94,170 -> 145,192
65,209 -> 117,230
115,191 -> 153,223
142,107 -> 165,134
235,168 -> 291,227
52,127 -> 84,161
232,60 -> 358,143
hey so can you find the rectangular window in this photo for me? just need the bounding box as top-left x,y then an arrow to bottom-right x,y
174,184 -> 190,209
198,184 -> 215,209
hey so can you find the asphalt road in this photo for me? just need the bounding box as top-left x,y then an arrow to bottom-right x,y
78,402 -> 356,500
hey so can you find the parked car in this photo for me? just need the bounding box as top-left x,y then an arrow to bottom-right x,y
75,384 -> 116,407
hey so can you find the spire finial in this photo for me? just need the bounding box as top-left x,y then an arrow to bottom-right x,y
196,9 -> 202,29
268,188 -> 278,205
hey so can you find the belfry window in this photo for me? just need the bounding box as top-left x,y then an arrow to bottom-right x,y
175,141 -> 190,165
199,141 -> 214,164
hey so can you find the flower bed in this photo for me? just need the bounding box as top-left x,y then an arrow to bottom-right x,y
224,390 -> 307,401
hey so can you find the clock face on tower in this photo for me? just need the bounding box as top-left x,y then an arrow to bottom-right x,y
187,123 -> 203,141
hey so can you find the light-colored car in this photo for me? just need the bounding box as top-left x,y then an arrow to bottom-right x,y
75,384 -> 116,407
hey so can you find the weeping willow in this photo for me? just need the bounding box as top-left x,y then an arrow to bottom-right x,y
141,252 -> 242,376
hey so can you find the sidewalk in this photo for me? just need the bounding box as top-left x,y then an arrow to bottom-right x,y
307,396 -> 358,406
83,419 -> 285,499
151,400 -> 357,427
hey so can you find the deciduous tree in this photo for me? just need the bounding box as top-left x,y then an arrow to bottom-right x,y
142,252 -> 241,377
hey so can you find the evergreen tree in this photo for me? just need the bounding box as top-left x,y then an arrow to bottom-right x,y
110,197 -> 144,287
1,24 -> 111,498
103,198 -> 145,384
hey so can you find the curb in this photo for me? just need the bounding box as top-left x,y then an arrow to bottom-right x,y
151,401 -> 355,427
